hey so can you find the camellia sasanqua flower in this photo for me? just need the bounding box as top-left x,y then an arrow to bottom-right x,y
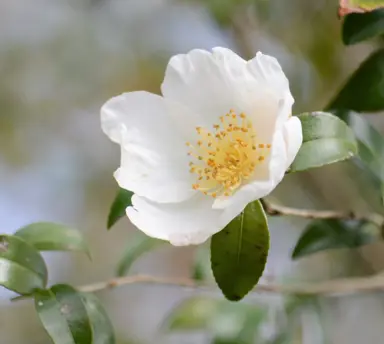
101,48 -> 303,246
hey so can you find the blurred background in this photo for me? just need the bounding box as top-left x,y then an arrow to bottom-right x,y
1,0 -> 384,343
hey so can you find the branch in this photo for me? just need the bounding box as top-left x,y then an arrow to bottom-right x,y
78,273 -> 384,297
261,200 -> 384,228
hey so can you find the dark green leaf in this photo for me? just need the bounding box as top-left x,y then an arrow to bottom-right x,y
290,112 -> 357,172
81,293 -> 116,344
211,201 -> 269,301
343,9 -> 384,45
35,284 -> 93,344
107,188 -> 133,229
292,219 -> 377,259
0,235 -> 47,294
15,222 -> 90,258
327,49 -> 384,112
116,233 -> 165,277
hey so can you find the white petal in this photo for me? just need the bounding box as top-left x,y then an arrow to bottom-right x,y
161,48 -> 293,141
246,52 -> 294,131
161,48 -> 247,126
212,131 -> 288,209
283,116 -> 303,169
101,91 -> 197,203
127,193 -> 247,246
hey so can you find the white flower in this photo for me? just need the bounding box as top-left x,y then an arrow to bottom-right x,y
101,48 -> 302,246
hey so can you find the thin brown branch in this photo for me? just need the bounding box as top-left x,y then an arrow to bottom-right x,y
78,273 -> 384,297
261,200 -> 384,228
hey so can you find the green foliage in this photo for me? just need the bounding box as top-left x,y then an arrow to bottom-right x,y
290,112 -> 358,172
211,201 -> 269,301
341,112 -> 384,193
165,296 -> 266,343
107,188 -> 133,229
267,296 -> 325,344
116,233 -> 165,277
0,235 -> 47,294
15,222 -> 90,258
165,297 -> 219,331
35,284 -> 93,344
343,9 -> 384,44
81,293 -> 116,344
292,219 -> 378,259
35,285 -> 116,344
191,244 -> 213,281
328,49 -> 384,112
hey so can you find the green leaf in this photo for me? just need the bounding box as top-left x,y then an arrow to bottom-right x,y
0,235 -> 47,294
165,296 -> 266,342
327,49 -> 384,112
81,293 -> 116,344
35,284 -> 93,344
209,302 -> 266,344
165,297 -> 220,331
192,244 -> 213,281
289,112 -> 358,172
211,200 -> 269,301
116,233 -> 165,277
107,188 -> 133,229
342,112 -> 384,178
292,219 -> 377,259
343,9 -> 384,45
15,222 -> 90,258
333,111 -> 384,202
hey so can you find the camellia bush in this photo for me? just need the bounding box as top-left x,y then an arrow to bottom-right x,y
1,2 -> 384,344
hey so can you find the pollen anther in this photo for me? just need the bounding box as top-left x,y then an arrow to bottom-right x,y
187,109 -> 269,198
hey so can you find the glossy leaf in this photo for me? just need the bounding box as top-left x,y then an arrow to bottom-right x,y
292,219 -> 377,259
15,222 -> 90,258
81,293 -> 116,344
290,112 -> 357,172
211,201 -> 269,301
328,49 -> 384,112
35,284 -> 93,344
0,235 -> 47,294
117,233 -> 165,277
107,188 -> 133,229
343,9 -> 384,44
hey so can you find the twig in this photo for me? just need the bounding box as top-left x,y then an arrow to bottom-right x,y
261,200 -> 384,228
79,275 -> 198,293
78,273 -> 384,297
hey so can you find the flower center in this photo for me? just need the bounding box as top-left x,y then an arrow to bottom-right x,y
186,109 -> 271,198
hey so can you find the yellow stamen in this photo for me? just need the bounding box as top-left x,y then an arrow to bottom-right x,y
187,110 -> 270,198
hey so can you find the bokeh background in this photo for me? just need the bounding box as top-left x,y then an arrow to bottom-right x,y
1,0 -> 384,343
